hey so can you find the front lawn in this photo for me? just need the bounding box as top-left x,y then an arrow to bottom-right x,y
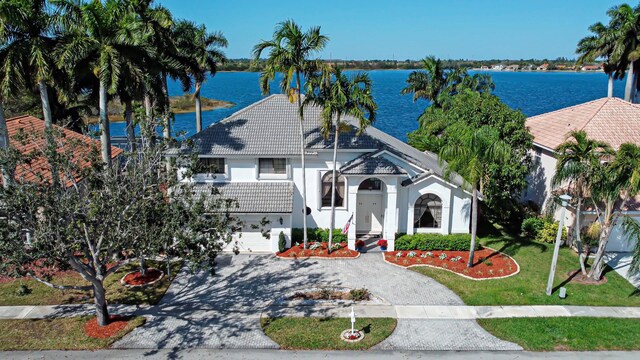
0,316 -> 145,350
410,231 -> 640,306
479,317 -> 640,351
0,260 -> 182,306
260,317 -> 396,350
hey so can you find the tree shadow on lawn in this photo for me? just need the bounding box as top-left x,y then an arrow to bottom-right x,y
479,235 -> 547,266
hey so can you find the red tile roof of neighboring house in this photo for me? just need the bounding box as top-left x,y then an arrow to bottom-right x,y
0,115 -> 123,187
526,97 -> 640,151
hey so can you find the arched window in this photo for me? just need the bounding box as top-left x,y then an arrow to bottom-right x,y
358,178 -> 382,191
414,194 -> 442,228
322,172 -> 345,207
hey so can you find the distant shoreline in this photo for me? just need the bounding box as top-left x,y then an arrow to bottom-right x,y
217,69 -> 605,74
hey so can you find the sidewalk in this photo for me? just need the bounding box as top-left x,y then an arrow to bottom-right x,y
3,303 -> 640,320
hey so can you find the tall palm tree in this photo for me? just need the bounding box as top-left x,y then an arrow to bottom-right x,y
401,56 -> 493,108
252,20 -> 328,249
0,101 -> 11,188
607,4 -> 640,102
174,21 -> 227,133
577,22 -> 619,97
304,67 -> 377,252
55,0 -> 150,165
588,143 -> 640,280
439,123 -> 510,268
553,130 -> 613,275
0,0 -> 61,128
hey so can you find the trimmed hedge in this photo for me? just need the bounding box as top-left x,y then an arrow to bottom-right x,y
394,233 -> 479,251
291,228 -> 347,244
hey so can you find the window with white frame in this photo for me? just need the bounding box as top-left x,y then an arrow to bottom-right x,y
199,158 -> 225,174
321,172 -> 345,207
414,194 -> 442,228
259,158 -> 287,175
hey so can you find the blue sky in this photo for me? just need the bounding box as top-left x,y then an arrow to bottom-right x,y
158,0 -> 624,60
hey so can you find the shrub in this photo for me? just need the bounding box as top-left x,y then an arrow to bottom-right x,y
348,288 -> 370,301
16,284 -> 31,296
278,231 -> 286,253
394,233 -> 478,251
291,228 -> 346,244
521,217 -> 546,238
355,239 -> 365,248
535,221 -> 567,243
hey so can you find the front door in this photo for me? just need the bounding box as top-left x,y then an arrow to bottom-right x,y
356,194 -> 383,234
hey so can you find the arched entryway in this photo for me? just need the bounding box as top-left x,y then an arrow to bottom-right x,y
356,178 -> 384,235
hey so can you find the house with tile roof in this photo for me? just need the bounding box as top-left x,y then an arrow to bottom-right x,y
174,94 -> 472,252
523,97 -> 640,252
0,115 -> 122,187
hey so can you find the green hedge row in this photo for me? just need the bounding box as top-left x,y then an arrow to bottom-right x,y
394,233 -> 478,251
291,228 -> 347,244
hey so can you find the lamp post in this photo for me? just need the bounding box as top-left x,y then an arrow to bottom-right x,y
546,194 -> 572,296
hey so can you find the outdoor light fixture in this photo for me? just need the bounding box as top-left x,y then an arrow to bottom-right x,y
279,217 -> 283,225
559,287 -> 567,299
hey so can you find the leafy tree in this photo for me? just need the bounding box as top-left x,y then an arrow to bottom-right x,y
588,143 -> 640,280
439,123 -> 510,268
553,130 -> 613,275
606,4 -> 640,102
0,125 -> 241,326
252,20 -> 328,249
400,56 -> 494,108
304,67 -> 376,251
408,90 -> 533,221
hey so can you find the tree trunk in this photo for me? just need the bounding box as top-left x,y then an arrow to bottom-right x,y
575,197 -> 587,275
139,257 -> 147,276
0,102 -> 12,188
124,100 -> 136,152
143,94 -> 155,145
195,82 -> 203,133
607,74 -> 613,98
588,221 -> 613,280
295,72 -> 309,249
467,187 -> 478,268
624,61 -> 635,102
162,74 -> 170,141
328,121 -> 339,253
38,80 -> 53,128
92,281 -> 110,326
98,81 -> 112,166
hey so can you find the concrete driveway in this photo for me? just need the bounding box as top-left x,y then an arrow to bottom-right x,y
605,252 -> 640,289
113,253 -> 520,350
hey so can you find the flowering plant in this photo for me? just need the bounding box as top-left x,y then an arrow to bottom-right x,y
377,239 -> 388,247
450,256 -> 463,262
439,253 -> 448,260
309,242 -> 322,250
407,251 -> 417,258
355,240 -> 365,248
331,243 -> 342,251
395,252 -> 402,258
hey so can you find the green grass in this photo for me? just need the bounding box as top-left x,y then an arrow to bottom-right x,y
261,317 -> 397,350
410,231 -> 640,306
0,316 -> 145,350
0,260 -> 182,306
478,317 -> 640,351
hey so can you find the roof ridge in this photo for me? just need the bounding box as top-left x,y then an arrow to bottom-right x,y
527,97 -> 610,121
579,96 -> 611,131
216,94 -> 282,125
6,114 -> 36,122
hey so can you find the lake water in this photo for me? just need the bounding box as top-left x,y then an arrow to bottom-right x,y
107,70 -> 626,142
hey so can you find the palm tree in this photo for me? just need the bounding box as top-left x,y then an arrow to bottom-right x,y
588,143 -> 640,280
0,0 -> 66,128
439,123 -> 510,268
553,130 -> 613,275
252,20 -> 328,249
577,22 -> 620,97
0,101 -> 11,188
174,21 -> 227,133
401,56 -> 493,108
55,0 -> 152,166
304,67 -> 377,252
607,4 -> 640,102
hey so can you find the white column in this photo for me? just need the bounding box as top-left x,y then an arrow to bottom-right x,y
347,178 -> 359,250
384,178 -> 398,250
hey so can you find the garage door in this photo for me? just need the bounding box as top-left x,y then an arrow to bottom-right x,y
606,217 -> 639,253
223,215 -> 273,253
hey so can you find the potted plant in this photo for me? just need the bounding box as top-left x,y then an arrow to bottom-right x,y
377,239 -> 388,251
355,239 -> 365,252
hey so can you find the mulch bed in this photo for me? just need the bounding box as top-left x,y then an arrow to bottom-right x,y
84,315 -> 129,339
566,270 -> 608,285
384,247 -> 519,279
276,242 -> 359,259
121,268 -> 163,286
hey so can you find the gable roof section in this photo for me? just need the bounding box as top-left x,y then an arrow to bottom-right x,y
1,115 -> 123,187
526,97 -> 640,151
191,181 -> 293,213
340,152 -> 407,175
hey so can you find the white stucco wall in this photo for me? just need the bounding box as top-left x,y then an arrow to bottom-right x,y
523,145 -> 557,210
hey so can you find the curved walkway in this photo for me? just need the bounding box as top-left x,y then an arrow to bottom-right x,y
111,253 -> 519,350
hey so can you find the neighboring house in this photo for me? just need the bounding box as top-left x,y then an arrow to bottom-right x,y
174,95 -> 472,253
491,64 -> 505,71
537,63 -> 549,71
581,65 -> 602,71
505,64 -> 520,71
523,97 -> 640,252
0,115 -> 122,187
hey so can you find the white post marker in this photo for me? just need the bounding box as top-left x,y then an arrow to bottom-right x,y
350,306 -> 356,335
546,194 -> 571,296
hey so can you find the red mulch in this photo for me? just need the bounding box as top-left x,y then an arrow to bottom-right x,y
85,315 -> 129,339
276,242 -> 359,259
384,248 -> 518,279
122,268 -> 162,286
